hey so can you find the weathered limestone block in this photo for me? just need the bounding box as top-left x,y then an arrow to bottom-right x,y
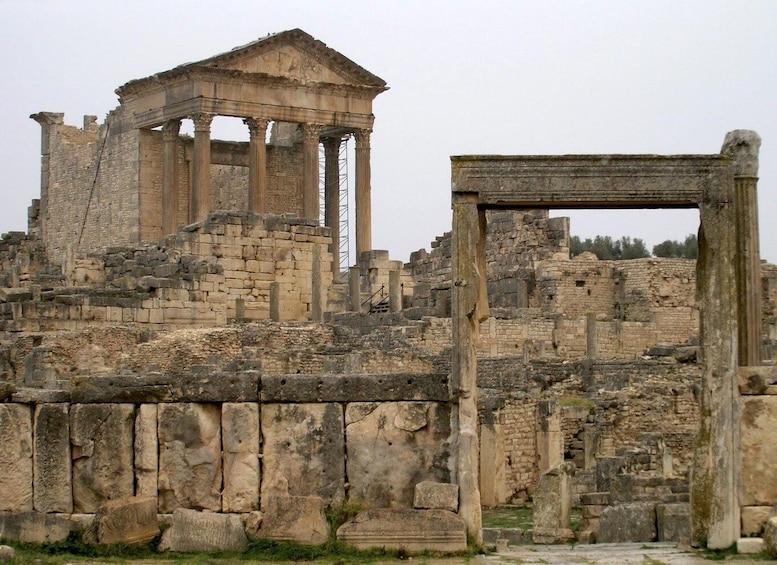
71,403 -> 135,512
413,481 -> 458,512
0,545 -> 14,564
261,373 -> 451,402
0,288 -> 32,303
532,463 -> 574,544
94,496 -> 160,545
0,511 -> 74,543
0,404 -> 32,511
159,508 -> 247,553
222,402 -> 260,513
656,502 -> 690,542
158,403 -> 222,512
741,397 -> 777,506
261,403 -> 344,503
134,404 -> 158,498
738,537 -> 765,554
33,403 -> 72,513
742,506 -> 777,537
598,502 -> 657,543
764,517 -> 777,558
259,495 -> 329,545
346,402 -> 451,508
337,509 -> 467,552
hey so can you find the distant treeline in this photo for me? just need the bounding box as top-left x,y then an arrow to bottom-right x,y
570,234 -> 698,260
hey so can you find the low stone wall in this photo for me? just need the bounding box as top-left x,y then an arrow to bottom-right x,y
0,371 -> 454,543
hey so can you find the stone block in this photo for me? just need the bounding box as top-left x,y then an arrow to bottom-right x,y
737,537 -> 764,554
261,373 -> 451,402
0,545 -> 14,564
33,403 -> 72,513
765,517 -> 777,558
71,371 -> 260,403
656,502 -> 690,542
742,506 -> 777,537
337,509 -> 466,552
0,404 -> 32,511
94,496 -> 160,545
532,463 -> 573,541
71,403 -> 135,513
134,404 -> 158,498
259,495 -> 329,545
158,403 -> 222,512
741,397 -> 777,506
413,481 -> 458,512
261,403 -> 344,503
532,526 -> 576,544
159,508 -> 247,553
598,502 -> 657,543
346,402 -> 451,508
0,511 -> 74,543
222,402 -> 260,513
0,288 -> 32,303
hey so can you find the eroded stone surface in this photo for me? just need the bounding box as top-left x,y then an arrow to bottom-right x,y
71,403 -> 135,512
532,463 -> 573,542
259,495 -> 329,545
134,404 -> 158,498
741,397 -> 777,506
346,402 -> 451,508
742,506 -> 777,537
33,403 -> 72,513
598,502 -> 657,543
764,516 -> 777,558
0,404 -> 32,511
413,481 -> 458,512
0,511 -> 74,543
94,495 -> 159,545
261,403 -> 343,503
158,403 -> 222,512
159,508 -> 247,553
337,509 -> 466,552
222,402 -> 260,512
656,502 -> 690,542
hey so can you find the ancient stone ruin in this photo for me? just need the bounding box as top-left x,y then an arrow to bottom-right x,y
1,28 -> 776,553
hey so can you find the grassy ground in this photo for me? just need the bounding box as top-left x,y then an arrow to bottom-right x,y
481,506 -> 581,532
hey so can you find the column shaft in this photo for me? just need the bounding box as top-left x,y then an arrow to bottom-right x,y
162,120 -> 181,235
301,123 -> 322,222
190,113 -> 213,223
245,118 -> 269,214
354,129 -> 372,259
323,137 -> 342,275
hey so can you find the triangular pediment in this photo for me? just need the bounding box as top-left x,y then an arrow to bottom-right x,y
194,29 -> 386,88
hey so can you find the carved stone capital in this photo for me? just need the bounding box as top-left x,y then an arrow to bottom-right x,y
322,136 -> 344,153
354,129 -> 371,150
190,113 -> 214,133
300,123 -> 323,144
162,119 -> 181,142
721,129 -> 761,178
243,117 -> 270,139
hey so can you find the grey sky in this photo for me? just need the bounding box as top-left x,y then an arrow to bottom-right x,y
1,0 -> 775,262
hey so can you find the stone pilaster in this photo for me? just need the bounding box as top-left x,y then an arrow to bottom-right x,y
354,129 -> 372,257
722,130 -> 762,366
301,123 -> 322,222
162,120 -> 181,235
190,113 -> 214,223
323,137 -> 343,275
245,117 -> 270,214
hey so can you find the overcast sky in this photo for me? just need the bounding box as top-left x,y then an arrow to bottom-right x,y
1,0 -> 775,262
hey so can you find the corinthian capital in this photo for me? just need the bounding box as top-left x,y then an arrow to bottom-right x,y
190,113 -> 214,133
300,123 -> 323,144
162,119 -> 181,142
354,128 -> 371,150
243,117 -> 270,139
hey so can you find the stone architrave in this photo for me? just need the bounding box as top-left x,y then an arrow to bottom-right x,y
134,404 -> 158,498
158,403 -> 222,512
261,403 -> 344,503
222,402 -> 260,513
94,496 -> 160,545
33,403 -> 72,513
259,495 -> 330,545
0,404 -> 32,511
741,397 -> 777,506
71,403 -> 135,513
337,509 -> 467,552
159,508 -> 247,553
345,402 -> 452,508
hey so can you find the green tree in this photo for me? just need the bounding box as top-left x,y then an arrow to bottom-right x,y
652,234 -> 698,259
570,235 -> 650,260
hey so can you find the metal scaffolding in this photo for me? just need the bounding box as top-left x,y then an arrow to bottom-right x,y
319,136 -> 350,272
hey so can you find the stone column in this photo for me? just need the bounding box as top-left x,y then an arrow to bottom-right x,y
323,137 -> 343,276
190,113 -> 214,223
722,130 -> 762,366
389,269 -> 402,312
162,119 -> 181,235
245,117 -> 270,214
354,129 -> 372,258
301,123 -> 322,222
536,400 -> 563,474
451,192 -> 488,543
349,266 -> 361,312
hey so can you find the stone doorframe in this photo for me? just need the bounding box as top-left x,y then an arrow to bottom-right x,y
450,131 -> 761,549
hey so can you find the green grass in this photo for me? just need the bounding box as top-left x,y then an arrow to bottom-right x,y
482,506 -> 581,534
